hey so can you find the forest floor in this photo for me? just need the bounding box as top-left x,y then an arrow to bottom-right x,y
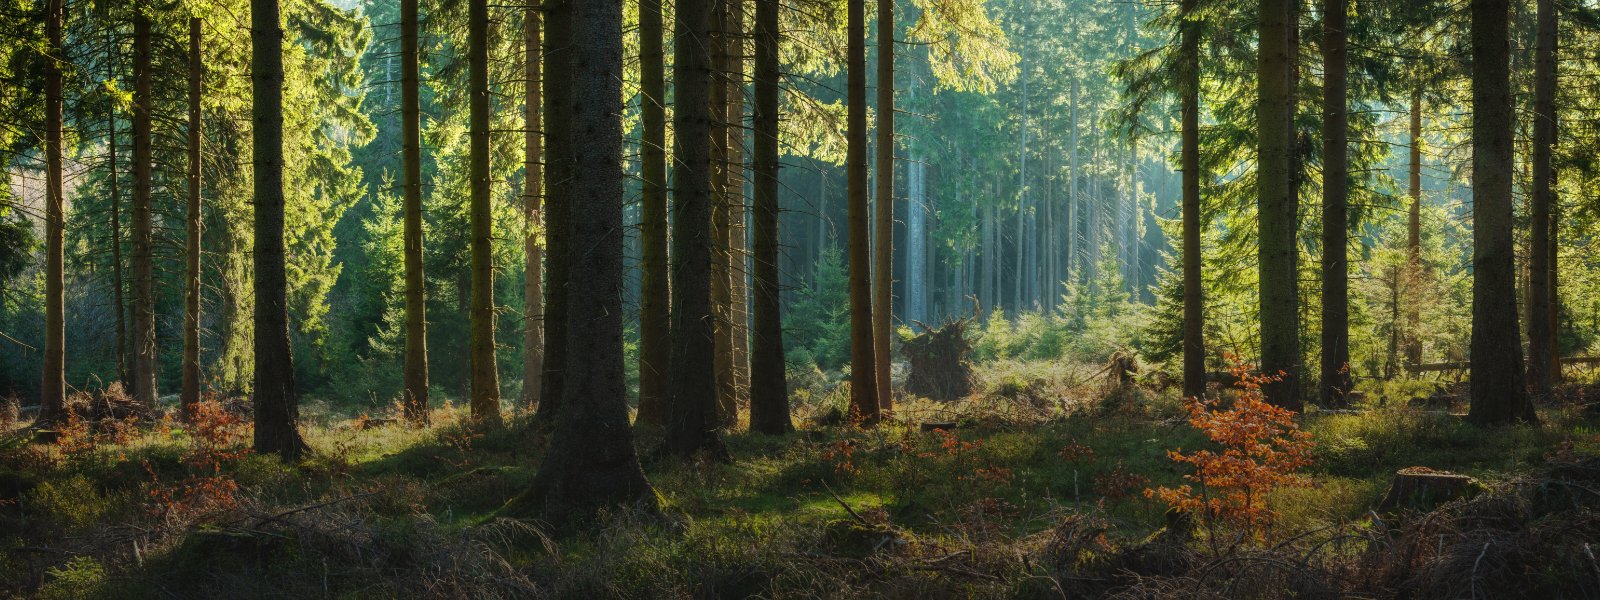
5,361 -> 1600,598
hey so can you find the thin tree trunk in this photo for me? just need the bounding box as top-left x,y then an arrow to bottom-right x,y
252,0 -> 308,459
1179,0 -> 1205,402
467,0 -> 502,426
636,0 -> 670,425
710,0 -> 736,427
873,0 -> 894,414
1549,177 -> 1561,383
749,0 -> 791,434
666,0 -> 730,457
522,5 -> 544,414
1527,0 -> 1556,396
109,43 -> 127,391
1467,0 -> 1535,425
183,18 -> 204,419
1257,0 -> 1300,410
40,0 -> 65,425
526,0 -> 659,518
131,10 -> 158,410
536,0 -> 573,426
1405,90 -> 1423,367
1319,0 -> 1351,407
1068,80 -> 1079,280
847,0 -> 879,424
729,0 -> 751,416
400,0 -> 430,425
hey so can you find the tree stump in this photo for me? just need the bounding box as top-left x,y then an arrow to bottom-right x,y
1378,467 -> 1475,512
902,316 -> 976,401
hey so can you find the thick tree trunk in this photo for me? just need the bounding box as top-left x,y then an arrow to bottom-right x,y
522,6 -> 544,414
749,0 -> 791,434
1527,0 -> 1556,396
536,0 -> 573,426
1256,0 -> 1300,410
1467,0 -> 1535,425
40,0 -> 65,425
252,0 -> 308,459
636,0 -> 670,426
131,10 -> 158,410
666,0 -> 729,457
527,0 -> 659,518
183,18 -> 204,419
1405,91 -> 1423,367
873,0 -> 894,415
401,0 -> 430,425
1179,0 -> 1205,402
1319,0 -> 1351,407
847,0 -> 880,424
467,0 -> 502,426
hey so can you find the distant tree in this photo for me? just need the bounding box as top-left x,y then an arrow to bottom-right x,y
1256,0 -> 1300,410
636,0 -> 670,426
183,17 -> 204,419
748,0 -> 792,434
847,0 -> 880,424
1319,0 -> 1351,407
526,0 -> 658,518
1467,0 -> 1534,425
253,0 -> 309,459
401,0 -> 430,425
131,8 -> 157,410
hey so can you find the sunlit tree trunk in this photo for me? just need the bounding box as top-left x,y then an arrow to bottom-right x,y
1405,91 -> 1423,368
636,0 -> 670,426
183,18 -> 204,419
399,0 -> 430,425
522,5 -> 544,414
666,0 -> 730,457
526,0 -> 659,518
1179,0 -> 1205,402
108,41 -> 128,391
749,0 -> 791,434
467,0 -> 502,426
729,0 -> 751,418
873,0 -> 894,414
1467,0 -> 1535,425
710,0 -> 736,427
252,0 -> 308,459
132,10 -> 158,410
1527,0 -> 1556,396
847,0 -> 879,424
1257,0 -> 1301,410
40,0 -> 66,425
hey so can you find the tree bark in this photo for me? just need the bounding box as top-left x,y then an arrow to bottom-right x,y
847,0 -> 880,424
1256,0 -> 1300,410
1179,0 -> 1205,402
40,0 -> 65,425
749,0 -> 791,434
252,0 -> 308,459
132,10 -> 158,410
1405,91 -> 1423,367
729,0 -> 751,418
710,0 -> 736,427
1527,0 -> 1556,396
527,0 -> 659,518
1319,0 -> 1351,407
636,0 -> 670,426
666,0 -> 730,457
109,40 -> 127,391
521,5 -> 544,414
536,0 -> 573,426
401,0 -> 430,425
183,18 -> 204,419
1467,0 -> 1535,425
873,0 -> 894,415
467,0 -> 502,426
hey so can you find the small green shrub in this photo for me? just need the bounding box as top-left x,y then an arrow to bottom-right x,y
26,474 -> 108,530
38,556 -> 106,600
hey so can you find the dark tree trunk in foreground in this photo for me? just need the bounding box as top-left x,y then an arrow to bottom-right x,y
253,0 -> 309,459
1319,0 -> 1351,407
847,0 -> 880,424
40,0 -> 65,425
1527,0 -> 1556,396
1256,0 -> 1300,410
665,0 -> 729,457
636,0 -> 670,426
131,10 -> 158,410
1405,91 -> 1423,368
522,6 -> 544,412
183,18 -> 204,419
749,0 -> 791,434
536,0 -> 572,426
873,0 -> 894,415
1179,0 -> 1205,403
1467,0 -> 1535,425
467,0 -> 502,426
401,0 -> 430,425
527,0 -> 658,519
